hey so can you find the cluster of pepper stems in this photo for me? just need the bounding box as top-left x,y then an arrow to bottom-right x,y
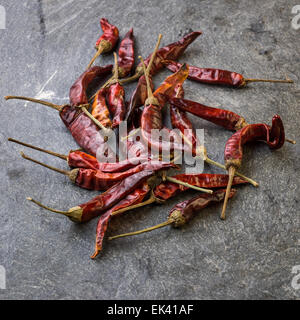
5,18 -> 295,258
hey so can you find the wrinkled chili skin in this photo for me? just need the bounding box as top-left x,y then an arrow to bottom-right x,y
69,65 -> 113,106
118,28 -> 135,78
91,87 -> 112,128
163,60 -> 244,87
168,97 -> 244,131
141,103 -> 190,154
125,74 -> 154,124
126,126 -> 149,159
66,65 -> 113,138
137,31 -> 202,76
154,174 -> 247,201
170,104 -> 198,151
224,115 -> 285,169
78,170 -> 155,222
68,150 -> 148,172
169,189 -> 237,225
68,150 -> 100,170
92,182 -> 149,258
67,112 -> 115,158
141,65 -> 191,154
75,161 -> 176,191
97,156 -> 148,172
95,18 -> 119,52
107,82 -> 126,128
169,84 -> 199,155
154,63 -> 189,107
59,105 -> 81,128
59,105 -> 115,159
269,115 -> 285,149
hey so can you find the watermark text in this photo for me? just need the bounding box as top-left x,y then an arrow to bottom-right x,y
292,5 -> 300,30
0,265 -> 6,289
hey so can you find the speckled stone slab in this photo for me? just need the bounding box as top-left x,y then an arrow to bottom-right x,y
0,0 -> 299,299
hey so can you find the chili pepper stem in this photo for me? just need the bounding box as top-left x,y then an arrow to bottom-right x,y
204,157 -> 259,187
220,166 -> 236,220
179,133 -> 259,187
244,78 -> 293,84
20,152 -> 70,176
119,71 -> 143,85
166,176 -> 213,194
140,55 -> 153,99
111,194 -> 156,216
285,138 -> 296,144
108,220 -> 173,240
113,52 -> 119,80
27,197 -> 71,217
121,127 -> 141,141
8,138 -> 68,160
4,96 -> 62,111
139,34 -> 162,104
88,53 -> 120,103
80,106 -> 112,137
147,34 -> 163,73
86,45 -> 105,70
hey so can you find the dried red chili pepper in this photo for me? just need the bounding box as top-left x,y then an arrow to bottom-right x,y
118,28 -> 135,78
109,189 -> 237,240
91,87 -> 112,128
20,151 -> 177,191
5,65 -> 115,158
125,74 -> 154,125
108,172 -> 242,218
125,127 -> 149,159
168,97 -> 296,145
165,98 -> 259,186
69,65 -> 113,106
162,60 -> 293,87
153,173 -> 248,201
106,53 -> 126,128
97,157 -> 149,172
153,63 -> 189,107
139,37 -> 192,157
6,97 -> 114,159
168,97 -> 248,131
27,170 -> 161,223
87,18 -> 119,70
120,31 -> 201,83
91,53 -> 126,128
221,115 -> 285,219
168,84 -> 201,156
91,182 -> 150,259
167,97 -> 293,186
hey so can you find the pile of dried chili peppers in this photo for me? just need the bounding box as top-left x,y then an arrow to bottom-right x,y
5,18 -> 295,259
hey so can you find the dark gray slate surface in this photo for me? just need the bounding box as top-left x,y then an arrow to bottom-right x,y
0,0 -> 299,299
